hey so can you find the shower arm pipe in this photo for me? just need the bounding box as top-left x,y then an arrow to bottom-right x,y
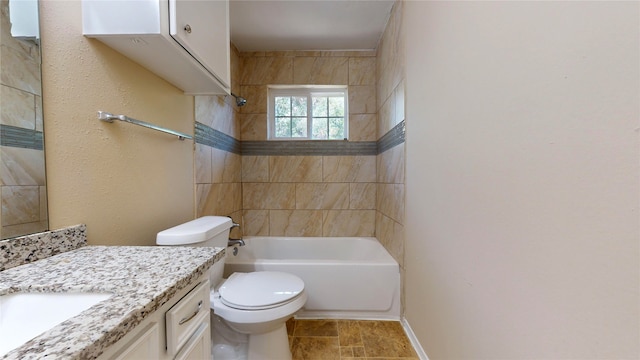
97,111 -> 193,140
230,92 -> 247,107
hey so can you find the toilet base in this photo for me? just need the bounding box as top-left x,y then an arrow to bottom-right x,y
248,324 -> 291,360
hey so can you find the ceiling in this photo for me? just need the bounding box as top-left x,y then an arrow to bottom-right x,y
229,0 -> 395,52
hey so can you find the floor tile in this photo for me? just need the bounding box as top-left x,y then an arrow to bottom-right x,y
291,336 -> 340,360
293,319 -> 339,336
289,319 -> 417,360
338,320 -> 363,346
357,321 -> 417,358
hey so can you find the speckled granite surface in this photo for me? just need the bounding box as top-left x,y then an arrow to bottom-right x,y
0,245 -> 224,359
0,224 -> 87,271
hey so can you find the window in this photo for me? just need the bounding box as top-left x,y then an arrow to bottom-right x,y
268,86 -> 348,140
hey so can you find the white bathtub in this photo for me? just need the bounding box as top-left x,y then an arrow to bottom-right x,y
223,236 -> 401,320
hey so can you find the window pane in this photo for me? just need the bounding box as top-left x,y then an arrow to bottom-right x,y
275,97 -> 291,117
312,97 -> 328,117
292,97 -> 307,116
291,117 -> 307,137
328,97 -> 344,117
275,117 -> 291,137
312,117 -> 328,139
328,118 -> 344,139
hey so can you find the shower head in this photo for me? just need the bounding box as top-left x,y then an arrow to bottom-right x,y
230,93 -> 247,107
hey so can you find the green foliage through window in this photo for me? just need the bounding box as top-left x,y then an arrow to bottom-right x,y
269,87 -> 348,140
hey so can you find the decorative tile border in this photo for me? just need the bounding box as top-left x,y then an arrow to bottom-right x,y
0,224 -> 87,271
195,121 -> 405,156
377,121 -> 406,154
195,122 -> 241,154
0,124 -> 44,150
242,140 -> 378,156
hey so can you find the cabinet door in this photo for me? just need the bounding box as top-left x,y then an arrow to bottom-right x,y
112,323 -> 159,360
174,320 -> 211,360
169,0 -> 230,88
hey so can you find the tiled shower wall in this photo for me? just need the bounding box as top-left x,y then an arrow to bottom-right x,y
238,50 -> 378,237
0,0 -> 48,239
376,1 -> 406,270
194,3 -> 405,245
195,45 -> 243,239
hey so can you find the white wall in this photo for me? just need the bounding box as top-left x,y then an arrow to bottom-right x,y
403,1 -> 639,359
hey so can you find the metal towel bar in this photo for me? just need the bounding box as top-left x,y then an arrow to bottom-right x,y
97,111 -> 193,140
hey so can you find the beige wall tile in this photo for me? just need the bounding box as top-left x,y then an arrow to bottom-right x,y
322,210 -> 375,237
349,85 -> 376,114
243,183 -> 295,209
243,209 -> 270,236
323,156 -> 376,183
296,183 -> 349,210
35,95 -> 42,132
1,85 -> 36,128
197,183 -> 242,216
377,183 -> 405,224
195,95 -> 234,133
39,186 -> 47,220
348,114 -> 377,142
0,146 -> 46,186
349,183 -> 376,210
212,148 -> 241,183
375,212 -> 405,269
239,85 -> 268,114
230,44 -> 242,96
241,56 -> 293,85
394,80 -> 405,125
269,156 -> 322,182
239,113 -> 267,141
242,155 -> 269,182
349,58 -> 376,86
293,57 -> 349,85
0,44 -> 41,95
270,210 -> 323,236
2,185 -> 39,225
196,184 -> 211,216
2,220 -> 47,240
377,93 -> 396,139
377,144 -> 405,184
195,144 -> 212,184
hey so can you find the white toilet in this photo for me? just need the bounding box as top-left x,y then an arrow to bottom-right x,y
156,216 -> 307,360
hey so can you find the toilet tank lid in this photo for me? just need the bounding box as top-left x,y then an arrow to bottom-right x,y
156,216 -> 232,246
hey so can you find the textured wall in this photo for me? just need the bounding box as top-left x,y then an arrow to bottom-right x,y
239,51 -> 378,237
404,1 -> 639,358
40,0 -> 195,246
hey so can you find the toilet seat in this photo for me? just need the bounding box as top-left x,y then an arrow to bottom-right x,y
218,271 -> 304,310
210,271 -> 307,327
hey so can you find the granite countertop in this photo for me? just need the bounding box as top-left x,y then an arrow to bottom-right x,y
0,245 -> 224,360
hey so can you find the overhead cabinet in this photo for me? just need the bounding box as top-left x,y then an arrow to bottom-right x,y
82,0 -> 230,95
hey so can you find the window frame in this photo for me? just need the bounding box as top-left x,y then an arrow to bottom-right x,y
267,85 -> 349,141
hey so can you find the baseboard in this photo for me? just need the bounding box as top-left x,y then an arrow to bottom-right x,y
401,317 -> 429,360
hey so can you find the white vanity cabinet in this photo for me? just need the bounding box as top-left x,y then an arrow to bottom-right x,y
98,277 -> 211,360
82,0 -> 230,95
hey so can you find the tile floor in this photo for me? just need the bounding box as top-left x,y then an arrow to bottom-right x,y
287,319 -> 418,360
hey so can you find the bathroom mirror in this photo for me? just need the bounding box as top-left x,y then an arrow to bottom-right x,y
0,0 -> 48,239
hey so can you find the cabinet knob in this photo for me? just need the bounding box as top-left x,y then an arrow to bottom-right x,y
184,24 -> 192,33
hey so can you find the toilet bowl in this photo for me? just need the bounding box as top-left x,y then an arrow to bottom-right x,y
211,272 -> 307,359
157,216 -> 307,360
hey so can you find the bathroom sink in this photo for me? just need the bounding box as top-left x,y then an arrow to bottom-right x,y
0,292 -> 112,356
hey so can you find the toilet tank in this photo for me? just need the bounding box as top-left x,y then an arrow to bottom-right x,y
156,216 -> 232,247
157,216 -> 232,286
